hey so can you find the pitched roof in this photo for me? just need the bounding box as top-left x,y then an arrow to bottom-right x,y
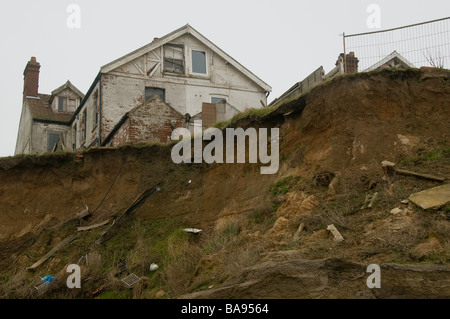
27,94 -> 72,124
51,80 -> 85,100
100,24 -> 271,92
101,95 -> 184,146
364,51 -> 415,72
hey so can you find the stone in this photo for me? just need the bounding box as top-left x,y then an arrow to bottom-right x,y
390,207 -> 403,215
264,217 -> 290,241
381,160 -> 396,167
150,263 -> 159,272
409,184 -> 450,210
327,224 -> 344,242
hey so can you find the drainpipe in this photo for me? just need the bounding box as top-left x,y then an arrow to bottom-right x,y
98,74 -> 102,146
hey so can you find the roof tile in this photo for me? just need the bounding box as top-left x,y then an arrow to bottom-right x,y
27,94 -> 73,123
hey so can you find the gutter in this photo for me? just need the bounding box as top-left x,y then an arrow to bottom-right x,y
70,72 -> 101,123
33,118 -> 72,125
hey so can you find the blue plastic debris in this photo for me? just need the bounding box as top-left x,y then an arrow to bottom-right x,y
41,275 -> 58,285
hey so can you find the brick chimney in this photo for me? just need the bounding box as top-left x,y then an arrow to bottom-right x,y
23,56 -> 40,98
344,52 -> 359,74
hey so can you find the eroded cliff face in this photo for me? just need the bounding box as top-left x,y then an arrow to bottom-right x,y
180,252 -> 450,299
0,68 -> 449,299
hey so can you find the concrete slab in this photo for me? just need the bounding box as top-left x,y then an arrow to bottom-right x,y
409,184 -> 450,210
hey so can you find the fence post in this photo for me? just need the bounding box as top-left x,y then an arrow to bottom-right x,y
342,32 -> 346,73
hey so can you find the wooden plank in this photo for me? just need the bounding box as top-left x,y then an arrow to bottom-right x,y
77,219 -> 110,232
395,168 -> 446,182
93,184 -> 161,245
132,61 -> 145,75
202,103 -> 217,127
147,62 -> 160,77
26,235 -> 76,271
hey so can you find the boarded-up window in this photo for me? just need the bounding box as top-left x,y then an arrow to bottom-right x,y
58,97 -> 67,112
47,132 -> 60,152
202,103 -> 217,128
68,98 -> 77,111
164,44 -> 184,74
145,87 -> 165,101
192,50 -> 206,74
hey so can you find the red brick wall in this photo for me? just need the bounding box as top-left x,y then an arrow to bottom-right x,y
109,96 -> 185,146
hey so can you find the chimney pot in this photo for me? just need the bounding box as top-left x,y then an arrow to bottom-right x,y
30,56 -> 37,62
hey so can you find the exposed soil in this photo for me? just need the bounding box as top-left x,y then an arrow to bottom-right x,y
0,68 -> 449,299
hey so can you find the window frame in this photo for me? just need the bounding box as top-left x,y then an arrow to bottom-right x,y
47,132 -> 60,152
82,109 -> 87,144
72,125 -> 77,150
92,91 -> 99,132
58,96 -> 67,112
145,87 -> 166,102
163,43 -> 185,75
211,96 -> 227,104
68,98 -> 77,110
191,49 -> 208,76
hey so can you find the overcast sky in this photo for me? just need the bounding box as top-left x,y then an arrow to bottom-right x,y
0,0 -> 449,157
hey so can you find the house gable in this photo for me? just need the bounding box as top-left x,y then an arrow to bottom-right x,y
101,24 -> 271,93
49,80 -> 84,114
364,51 -> 415,72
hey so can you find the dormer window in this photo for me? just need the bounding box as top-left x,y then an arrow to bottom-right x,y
58,97 -> 67,112
57,96 -> 78,112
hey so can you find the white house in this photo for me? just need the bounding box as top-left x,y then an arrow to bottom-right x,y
15,56 -> 84,155
72,24 -> 272,149
15,24 -> 272,154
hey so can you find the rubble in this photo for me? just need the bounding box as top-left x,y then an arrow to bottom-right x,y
409,184 -> 450,210
327,224 -> 344,243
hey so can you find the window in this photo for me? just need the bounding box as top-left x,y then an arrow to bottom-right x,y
47,132 -> 60,152
58,97 -> 67,112
192,50 -> 207,74
211,97 -> 226,103
82,109 -> 87,143
164,44 -> 184,74
72,126 -> 77,150
145,87 -> 165,101
92,91 -> 98,130
68,98 -> 77,111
